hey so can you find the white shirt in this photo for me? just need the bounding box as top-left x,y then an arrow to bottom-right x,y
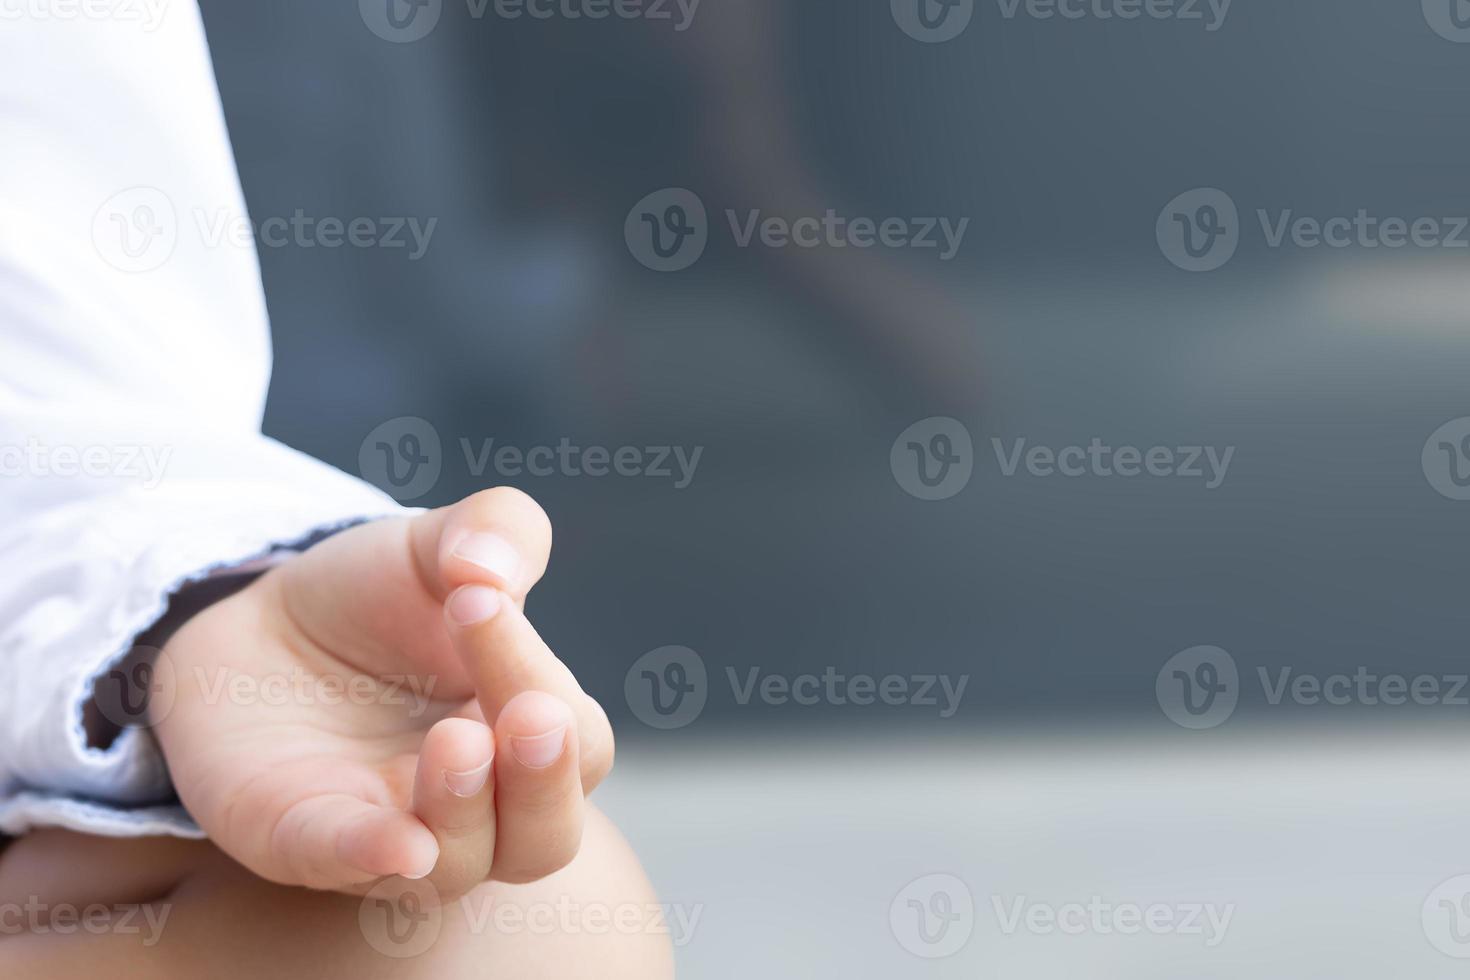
0,1 -> 404,837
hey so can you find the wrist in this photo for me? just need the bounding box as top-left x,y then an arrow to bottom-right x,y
85,560 -> 286,751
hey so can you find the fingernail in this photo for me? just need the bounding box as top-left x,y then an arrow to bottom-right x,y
509,726 -> 567,770
444,759 -> 492,798
450,532 -> 522,588
447,585 -> 503,626
404,852 -> 439,880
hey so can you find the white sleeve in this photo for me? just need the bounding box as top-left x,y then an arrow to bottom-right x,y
0,2 -> 407,838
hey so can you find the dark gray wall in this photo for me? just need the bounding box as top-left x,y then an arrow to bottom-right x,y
200,0 -> 1470,732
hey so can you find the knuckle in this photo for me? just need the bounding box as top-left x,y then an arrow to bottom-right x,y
579,699 -> 616,788
583,737 -> 615,790
586,756 -> 613,790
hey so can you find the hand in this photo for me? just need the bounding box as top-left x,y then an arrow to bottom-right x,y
148,488 -> 615,899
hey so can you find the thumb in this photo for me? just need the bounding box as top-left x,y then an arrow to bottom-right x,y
273,487 -> 554,682
408,486 -> 554,602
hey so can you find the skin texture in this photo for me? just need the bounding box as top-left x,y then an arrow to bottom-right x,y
0,810 -> 675,979
149,488 -> 615,898
0,488 -> 672,976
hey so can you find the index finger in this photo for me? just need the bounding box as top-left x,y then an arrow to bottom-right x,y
443,586 -> 615,795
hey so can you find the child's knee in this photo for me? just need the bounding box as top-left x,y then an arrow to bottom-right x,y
1,807 -> 673,980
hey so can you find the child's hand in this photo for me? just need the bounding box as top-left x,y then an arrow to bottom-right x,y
150,489 -> 615,899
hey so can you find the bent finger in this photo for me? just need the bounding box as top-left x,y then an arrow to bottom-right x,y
444,586 -> 614,793
489,691 -> 585,884
411,716 -> 497,899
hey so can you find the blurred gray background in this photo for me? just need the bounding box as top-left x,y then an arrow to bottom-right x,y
196,2 -> 1470,974
200,0 -> 1470,729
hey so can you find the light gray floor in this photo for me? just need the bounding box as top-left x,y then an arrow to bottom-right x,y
598,726 -> 1470,979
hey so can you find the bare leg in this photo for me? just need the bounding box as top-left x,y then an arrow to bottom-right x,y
0,807 -> 673,979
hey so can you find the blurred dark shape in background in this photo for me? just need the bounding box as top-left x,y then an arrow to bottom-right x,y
199,0 -> 1470,734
